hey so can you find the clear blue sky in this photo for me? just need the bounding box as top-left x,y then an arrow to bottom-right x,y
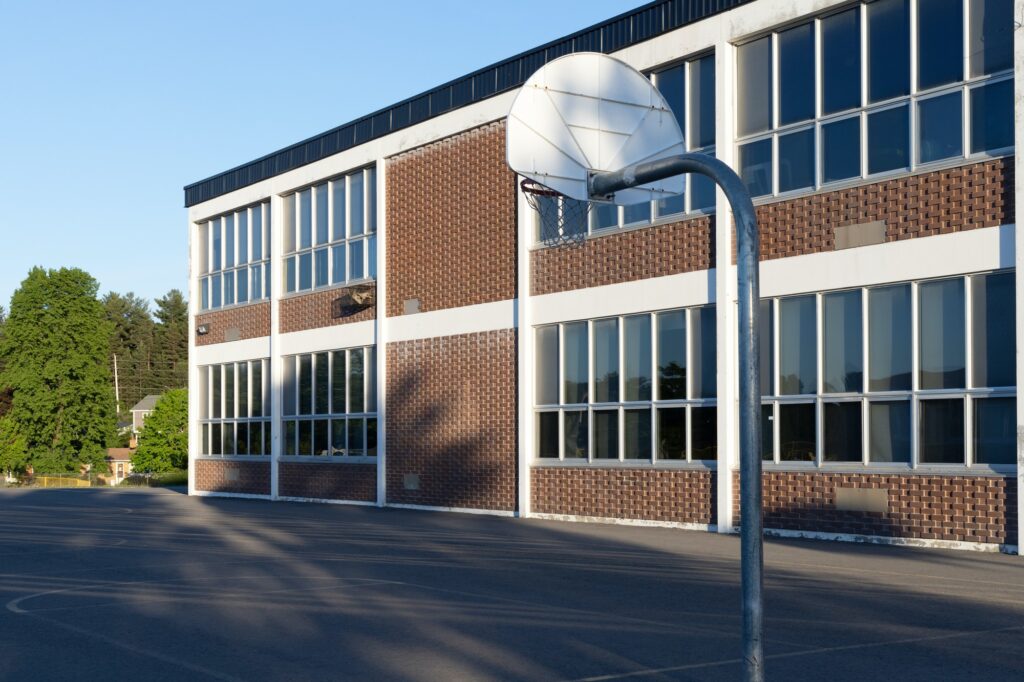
0,0 -> 641,311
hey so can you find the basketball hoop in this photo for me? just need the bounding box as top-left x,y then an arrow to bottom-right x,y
521,177 -> 589,248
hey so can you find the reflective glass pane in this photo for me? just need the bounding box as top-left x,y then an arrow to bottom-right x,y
332,178 -> 347,240
367,418 -> 378,456
251,265 -> 262,301
593,410 -> 619,459
538,412 -> 559,458
690,55 -> 715,149
223,270 -> 234,306
368,235 -> 377,279
211,423 -> 222,455
223,423 -> 235,455
224,215 -> 234,268
563,322 -> 589,404
868,0 -> 910,102
284,421 -> 296,456
285,257 -> 296,294
199,223 -> 209,274
917,0 -> 964,90
780,296 -> 817,395
332,244 -> 346,284
236,269 -> 247,304
212,273 -> 222,308
919,398 -> 965,463
868,105 -> 910,174
298,252 -> 312,291
970,80 -> 1014,153
367,168 -> 377,233
314,248 -> 328,288
238,362 -> 248,418
366,347 -> 376,411
762,404 -> 774,460
974,397 -> 1015,464
780,403 -> 816,461
250,423 -> 262,455
691,173 -> 716,211
823,401 -> 862,462
657,407 -> 686,460
593,319 -> 619,403
869,284 -> 912,391
657,190 -> 684,218
759,300 -> 774,396
251,361 -> 263,417
237,211 -> 248,264
823,290 -> 863,393
739,139 -> 772,197
350,171 -> 364,236
691,406 -> 717,460
564,410 -> 588,459
331,419 -> 346,455
972,272 -> 1015,387
778,23 -> 815,126
970,0 -> 1013,76
778,128 -> 815,193
657,310 -> 687,400
349,349 -> 365,413
224,364 -> 235,418
562,198 -> 588,238
822,8 -> 861,114
298,420 -> 312,456
591,202 -> 618,230
623,200 -> 651,225
201,278 -> 209,311
313,419 -> 329,456
918,92 -> 963,164
283,194 -> 295,253
315,183 -> 329,245
283,357 -> 296,416
298,354 -> 312,415
624,409 -> 652,460
624,315 -> 651,401
251,206 -> 262,260
314,352 -> 329,414
919,278 -> 965,389
822,117 -> 861,183
536,326 -> 559,405
737,36 -> 772,136
212,218 -> 222,269
299,189 -> 312,250
691,306 -> 716,399
869,400 -> 911,462
211,365 -> 221,418
350,239 -> 365,280
654,64 -> 685,135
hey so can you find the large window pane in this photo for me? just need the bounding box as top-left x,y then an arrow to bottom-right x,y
564,410 -> 588,459
778,23 -> 815,126
919,278 -> 965,389
284,421 -> 296,456
315,183 -> 329,245
283,195 -> 295,253
823,401 -> 862,462
332,178 -> 347,240
251,265 -> 262,301
760,300 -> 774,396
869,401 -> 911,462
778,128 -> 815,193
970,80 -> 1014,153
331,351 -> 346,413
349,349 -> 365,413
238,362 -> 248,418
972,272 -> 1015,387
347,418 -> 365,455
536,326 -> 559,405
298,420 -> 312,456
780,403 -> 816,461
314,248 -> 328,288
737,36 -> 772,136
331,419 -> 346,455
224,364 -> 235,418
822,8 -> 861,114
211,424 -> 222,455
299,189 -> 312,250
592,203 -> 618,230
366,168 -> 377,233
236,269 -> 248,304
313,420 -> 329,456
624,315 -> 651,401
624,409 -> 652,460
918,92 -> 963,164
869,284 -> 912,391
350,171 -> 365,236
211,365 -> 222,418
823,290 -> 863,393
762,404 -> 774,460
822,117 -> 861,183
223,270 -> 234,306
224,215 -> 235,268
868,0 -> 910,103
974,397 -> 1015,464
919,398 -> 964,463
298,354 -> 312,415
285,257 -> 296,294
970,0 -> 1013,76
331,244 -> 347,284
691,307 -> 716,399
282,358 -> 295,416
251,206 -> 262,260
690,54 -> 715,149
657,311 -> 687,400
211,273 -> 222,307
739,139 -> 772,197
917,0 -> 964,90
780,296 -> 817,395
655,64 -> 685,136
251,361 -> 263,417
593,410 -> 619,459
868,105 -> 910,174
593,319 -> 619,403
298,252 -> 312,290
537,412 -> 559,458
210,220 -> 221,271
367,418 -> 378,456
623,200 -> 650,226
350,239 -> 365,281
563,322 -> 589,404
657,408 -> 686,460
237,211 -> 248,264
691,406 -> 717,460
314,352 -> 329,414
691,174 -> 716,211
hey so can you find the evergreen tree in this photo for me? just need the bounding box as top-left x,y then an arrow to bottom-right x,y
103,292 -> 155,414
132,389 -> 187,472
151,289 -> 188,391
0,268 -> 116,472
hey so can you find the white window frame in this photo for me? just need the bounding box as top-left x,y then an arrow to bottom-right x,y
198,359 -> 272,457
198,201 -> 272,312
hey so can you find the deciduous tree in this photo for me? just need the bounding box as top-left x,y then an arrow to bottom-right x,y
132,389 -> 188,472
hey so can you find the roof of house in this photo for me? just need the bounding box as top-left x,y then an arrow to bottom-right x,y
106,448 -> 134,462
131,395 -> 161,413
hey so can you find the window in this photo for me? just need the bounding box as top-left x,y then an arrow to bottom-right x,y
198,201 -> 271,311
760,271 -> 1015,467
198,359 -> 271,456
535,306 -> 716,463
281,347 -> 377,458
736,0 -> 1014,200
283,167 -> 377,294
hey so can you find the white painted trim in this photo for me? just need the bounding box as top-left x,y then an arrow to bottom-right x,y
516,183 -> 533,517
1014,0 -> 1024,558
269,194 -> 284,500
385,503 -> 516,517
387,299 -> 517,342
190,491 -> 272,501
277,320 -> 376,356
277,496 -> 377,507
759,526 -> 1015,554
375,158 -> 388,508
530,513 -> 716,532
193,337 -> 271,366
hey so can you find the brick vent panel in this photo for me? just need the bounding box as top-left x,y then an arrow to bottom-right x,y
279,463 -> 376,502
279,287 -> 375,334
195,303 -> 270,346
531,467 -> 717,525
194,460 -> 270,496
386,329 -> 517,511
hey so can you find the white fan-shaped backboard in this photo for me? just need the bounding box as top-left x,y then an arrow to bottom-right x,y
507,52 -> 685,206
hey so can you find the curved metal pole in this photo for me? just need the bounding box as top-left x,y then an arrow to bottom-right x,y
591,153 -> 764,681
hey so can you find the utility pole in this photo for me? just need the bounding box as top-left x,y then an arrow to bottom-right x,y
113,354 -> 120,409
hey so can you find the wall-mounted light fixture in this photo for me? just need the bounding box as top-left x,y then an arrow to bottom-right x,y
196,324 -> 210,336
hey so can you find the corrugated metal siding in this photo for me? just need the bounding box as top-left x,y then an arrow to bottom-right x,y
184,0 -> 753,207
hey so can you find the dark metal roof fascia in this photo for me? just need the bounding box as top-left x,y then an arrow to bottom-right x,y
184,0 -> 753,207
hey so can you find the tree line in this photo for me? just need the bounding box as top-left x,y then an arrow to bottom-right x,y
0,267 -> 188,476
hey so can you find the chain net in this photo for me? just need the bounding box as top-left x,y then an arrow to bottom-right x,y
521,178 -> 589,248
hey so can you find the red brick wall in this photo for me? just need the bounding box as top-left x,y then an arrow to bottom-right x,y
279,287 -> 376,334
531,467 -> 717,525
195,303 -> 270,346
385,121 -> 517,316
386,329 -> 518,511
530,215 -> 714,296
194,460 -> 270,496
279,463 -> 376,502
755,158 -> 1014,262
731,471 -> 1017,545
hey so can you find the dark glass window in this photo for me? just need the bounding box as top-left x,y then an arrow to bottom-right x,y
869,401 -> 911,463
658,311 -> 687,400
969,0 -> 1013,76
737,36 -> 773,136
822,8 -> 861,114
349,349 -> 365,413
778,23 -> 815,126
778,128 -> 815,193
974,397 -> 1015,464
824,401 -> 862,462
762,404 -> 774,460
971,272 -> 1015,388
868,105 -> 910,174
564,410 -> 588,459
868,0 -> 910,103
658,408 -> 686,460
780,296 -> 817,395
298,355 -> 312,415
331,419 -> 346,455
655,63 -> 685,134
536,326 -> 559,405
759,300 -> 774,396
691,175 -> 716,211
314,352 -> 329,414
919,398 -> 965,463
869,285 -> 913,391
691,307 -> 716,399
331,351 -> 346,413
624,315 -> 652,401
918,92 -> 963,164
691,406 -> 717,460
822,117 -> 861,183
315,183 -> 329,245
299,189 -> 312,250
739,139 -> 772,197
690,54 -> 716,148
823,290 -> 863,393
593,319 -> 619,403
917,0 -> 964,90
970,80 -> 1014,153
538,412 -> 559,458
624,409 -> 652,459
919,278 -> 966,389
780,403 -> 816,461
563,322 -> 588,404
593,410 -> 618,459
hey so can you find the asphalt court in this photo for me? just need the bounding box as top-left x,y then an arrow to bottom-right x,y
0,487 -> 1021,681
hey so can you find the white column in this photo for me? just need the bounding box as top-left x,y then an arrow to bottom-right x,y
187,219 -> 199,496
516,185 -> 533,518
375,158 -> 388,507
269,196 -> 285,500
715,33 -> 739,532
1014,0 -> 1023,556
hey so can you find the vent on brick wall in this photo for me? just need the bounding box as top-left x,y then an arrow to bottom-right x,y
404,473 -> 420,490
225,468 -> 240,482
835,220 -> 886,250
835,487 -> 888,513
403,299 -> 421,315
224,327 -> 241,342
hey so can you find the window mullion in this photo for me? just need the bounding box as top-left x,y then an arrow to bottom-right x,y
910,280 -> 920,468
